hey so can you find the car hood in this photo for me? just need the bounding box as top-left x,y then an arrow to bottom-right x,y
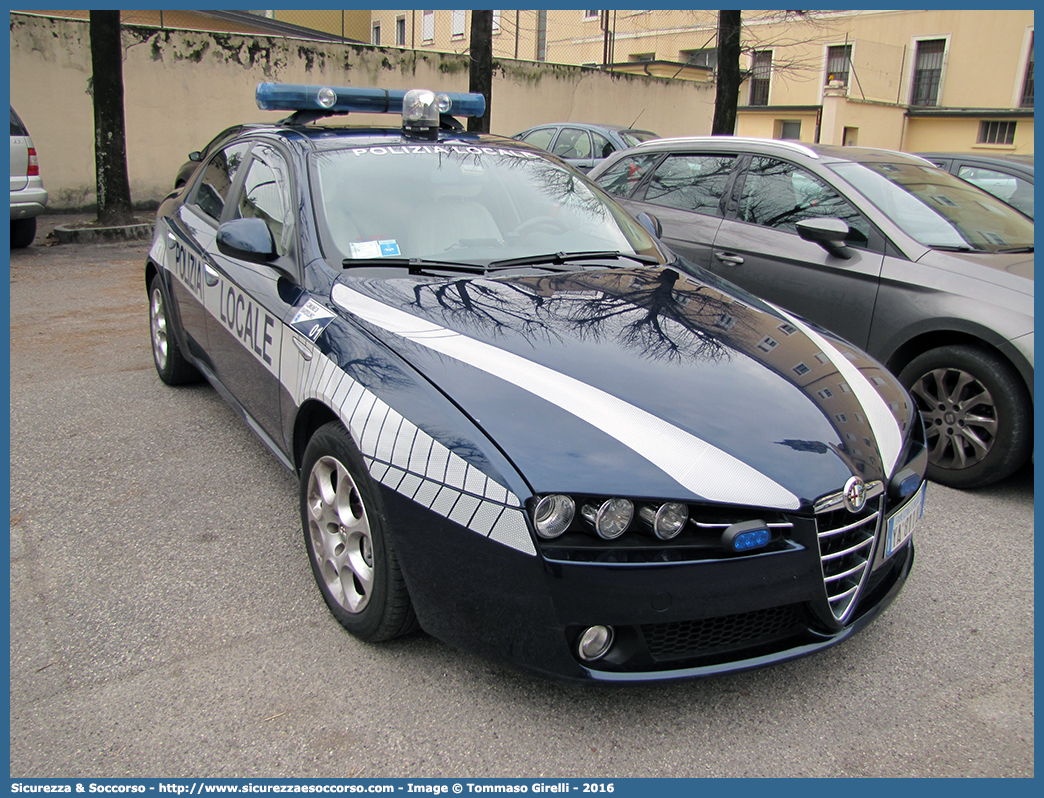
330,267 -> 914,510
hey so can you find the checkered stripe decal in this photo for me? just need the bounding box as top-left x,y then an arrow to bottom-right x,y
292,349 -> 536,556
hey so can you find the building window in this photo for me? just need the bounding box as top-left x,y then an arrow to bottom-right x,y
371,22 -> 380,46
584,10 -> 600,20
911,38 -> 946,106
395,16 -> 406,47
492,10 -> 501,34
758,336 -> 779,353
826,44 -> 851,85
978,120 -> 1017,145
1021,32 -> 1034,108
630,53 -> 655,62
793,362 -> 811,376
777,120 -> 801,140
843,126 -> 859,146
422,10 -> 434,42
751,51 -> 772,106
451,10 -> 466,38
680,48 -> 717,69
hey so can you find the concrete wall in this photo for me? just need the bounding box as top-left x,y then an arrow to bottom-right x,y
9,13 -> 715,211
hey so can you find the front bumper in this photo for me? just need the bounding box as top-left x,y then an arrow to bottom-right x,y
382,488 -> 916,684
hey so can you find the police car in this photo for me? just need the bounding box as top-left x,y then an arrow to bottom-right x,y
146,84 -> 928,683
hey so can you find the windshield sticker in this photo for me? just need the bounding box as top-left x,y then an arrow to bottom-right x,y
348,239 -> 401,259
290,299 -> 336,341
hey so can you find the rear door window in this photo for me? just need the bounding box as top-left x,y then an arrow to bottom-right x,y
192,142 -> 251,222
641,154 -> 737,217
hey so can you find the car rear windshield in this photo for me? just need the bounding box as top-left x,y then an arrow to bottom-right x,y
10,106 -> 28,136
828,160 -> 1034,252
311,143 -> 665,265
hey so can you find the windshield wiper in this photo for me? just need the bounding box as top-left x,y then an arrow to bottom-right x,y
996,246 -> 1034,253
929,245 -> 978,252
341,257 -> 485,275
487,250 -> 660,270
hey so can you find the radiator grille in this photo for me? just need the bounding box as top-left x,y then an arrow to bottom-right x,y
816,498 -> 882,622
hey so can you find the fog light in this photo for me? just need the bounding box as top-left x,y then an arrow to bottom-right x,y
721,520 -> 771,553
577,625 -> 614,661
533,494 -> 575,539
582,498 -> 633,539
639,502 -> 689,540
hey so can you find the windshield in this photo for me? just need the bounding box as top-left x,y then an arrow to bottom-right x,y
620,130 -> 659,147
311,143 -> 664,266
828,160 -> 1034,252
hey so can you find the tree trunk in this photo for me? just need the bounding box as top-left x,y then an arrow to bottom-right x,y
89,11 -> 134,225
712,10 -> 743,136
467,11 -> 493,134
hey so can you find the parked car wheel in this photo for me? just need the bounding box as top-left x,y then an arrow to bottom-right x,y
300,422 -> 418,642
10,217 -> 36,249
149,275 -> 201,385
899,345 -> 1032,489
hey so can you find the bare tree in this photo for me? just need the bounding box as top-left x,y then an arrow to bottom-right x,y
468,11 -> 494,134
710,10 -> 836,135
89,11 -> 134,225
712,10 -> 743,135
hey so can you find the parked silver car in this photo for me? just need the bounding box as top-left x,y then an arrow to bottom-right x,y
9,106 -> 48,248
512,122 -> 659,172
591,137 -> 1033,489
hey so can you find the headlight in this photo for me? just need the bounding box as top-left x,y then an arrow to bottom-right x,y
533,494 -> 575,539
581,498 -> 634,539
638,502 -> 689,540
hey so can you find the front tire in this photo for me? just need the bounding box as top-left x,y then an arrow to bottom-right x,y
899,345 -> 1031,489
300,421 -> 417,642
149,273 -> 201,385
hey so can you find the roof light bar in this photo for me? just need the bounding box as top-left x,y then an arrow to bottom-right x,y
255,83 -> 486,118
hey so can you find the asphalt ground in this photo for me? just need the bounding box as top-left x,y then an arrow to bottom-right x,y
7,216 -> 1035,778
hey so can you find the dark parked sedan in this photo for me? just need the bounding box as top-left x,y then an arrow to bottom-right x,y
918,152 -> 1033,219
591,137 -> 1033,489
513,122 -> 658,172
146,86 -> 927,683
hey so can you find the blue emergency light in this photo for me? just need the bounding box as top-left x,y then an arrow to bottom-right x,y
255,83 -> 486,118
721,520 -> 772,553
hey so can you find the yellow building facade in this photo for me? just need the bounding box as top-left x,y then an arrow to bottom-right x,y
377,9 -> 1034,154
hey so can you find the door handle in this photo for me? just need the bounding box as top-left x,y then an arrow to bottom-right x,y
203,264 -> 220,287
292,337 -> 314,361
714,251 -> 744,267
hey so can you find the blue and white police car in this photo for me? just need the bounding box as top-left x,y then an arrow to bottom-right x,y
146,84 -> 928,683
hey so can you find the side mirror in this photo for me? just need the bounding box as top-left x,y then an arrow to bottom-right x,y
188,150 -> 203,163
216,218 -> 276,265
796,218 -> 852,259
636,211 -> 663,239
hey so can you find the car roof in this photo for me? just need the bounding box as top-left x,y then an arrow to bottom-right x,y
630,136 -> 937,166
521,122 -> 655,135
224,120 -> 550,156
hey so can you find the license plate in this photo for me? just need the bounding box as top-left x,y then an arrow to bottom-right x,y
884,480 -> 926,558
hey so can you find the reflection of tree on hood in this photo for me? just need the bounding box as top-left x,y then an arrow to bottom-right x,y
361,266 -> 770,366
